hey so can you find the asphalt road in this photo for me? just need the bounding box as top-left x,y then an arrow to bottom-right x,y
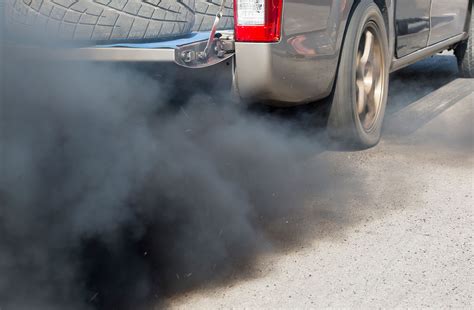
164,52 -> 473,309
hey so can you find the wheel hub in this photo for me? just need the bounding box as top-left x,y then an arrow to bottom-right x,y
356,25 -> 385,131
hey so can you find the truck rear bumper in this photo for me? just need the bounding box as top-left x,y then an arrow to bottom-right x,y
6,31 -> 234,67
234,42 -> 338,106
6,32 -> 234,100
7,30 -> 337,106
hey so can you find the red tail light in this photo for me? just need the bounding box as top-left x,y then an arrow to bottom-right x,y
233,0 -> 283,42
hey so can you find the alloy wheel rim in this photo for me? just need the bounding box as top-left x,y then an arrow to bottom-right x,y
355,23 -> 385,132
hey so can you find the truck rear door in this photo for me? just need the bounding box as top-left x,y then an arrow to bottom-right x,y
395,0 -> 432,58
428,0 -> 470,45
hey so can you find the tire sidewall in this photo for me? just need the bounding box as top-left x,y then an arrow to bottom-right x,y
455,5 -> 473,78
330,0 -> 390,148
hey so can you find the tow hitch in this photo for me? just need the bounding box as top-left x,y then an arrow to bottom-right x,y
175,32 -> 234,68
175,0 -> 235,69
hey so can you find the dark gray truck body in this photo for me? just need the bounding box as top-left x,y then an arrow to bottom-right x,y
13,0 -> 471,106
233,0 -> 470,105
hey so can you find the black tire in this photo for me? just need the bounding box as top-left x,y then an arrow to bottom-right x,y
327,0 -> 390,148
5,0 -> 195,42
193,0 -> 233,31
454,8 -> 473,78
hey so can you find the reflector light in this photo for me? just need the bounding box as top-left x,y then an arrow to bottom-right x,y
234,0 -> 283,42
236,0 -> 265,25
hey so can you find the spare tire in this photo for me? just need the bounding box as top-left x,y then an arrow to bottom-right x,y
193,0 -> 233,31
5,0 -> 195,42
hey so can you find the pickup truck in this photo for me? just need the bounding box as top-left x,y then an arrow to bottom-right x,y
6,0 -> 473,147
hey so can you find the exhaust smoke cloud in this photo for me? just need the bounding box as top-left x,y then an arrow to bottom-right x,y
0,43 -> 349,309
2,27 -> 468,310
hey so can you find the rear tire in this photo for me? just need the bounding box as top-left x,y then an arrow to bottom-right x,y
327,0 -> 390,148
5,0 -> 195,42
455,9 -> 473,78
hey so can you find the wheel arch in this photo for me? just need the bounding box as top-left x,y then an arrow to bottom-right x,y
344,0 -> 395,60
331,0 -> 395,94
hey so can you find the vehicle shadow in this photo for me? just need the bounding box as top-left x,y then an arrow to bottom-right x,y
386,52 -> 460,115
384,53 -> 471,137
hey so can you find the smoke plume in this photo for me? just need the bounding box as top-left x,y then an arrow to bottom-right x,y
0,40 -> 347,309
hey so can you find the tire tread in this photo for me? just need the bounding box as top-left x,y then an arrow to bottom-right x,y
5,0 -> 195,41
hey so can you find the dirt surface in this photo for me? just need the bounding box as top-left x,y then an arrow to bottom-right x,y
164,53 -> 473,309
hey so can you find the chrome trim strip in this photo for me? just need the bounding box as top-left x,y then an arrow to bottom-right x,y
58,47 -> 176,62
6,45 -> 176,62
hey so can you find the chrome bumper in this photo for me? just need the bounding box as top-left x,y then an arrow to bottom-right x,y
6,31 -> 235,69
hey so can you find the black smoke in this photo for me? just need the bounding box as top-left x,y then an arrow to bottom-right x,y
0,44 -> 348,309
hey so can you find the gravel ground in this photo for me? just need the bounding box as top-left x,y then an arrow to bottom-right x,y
164,53 -> 473,309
